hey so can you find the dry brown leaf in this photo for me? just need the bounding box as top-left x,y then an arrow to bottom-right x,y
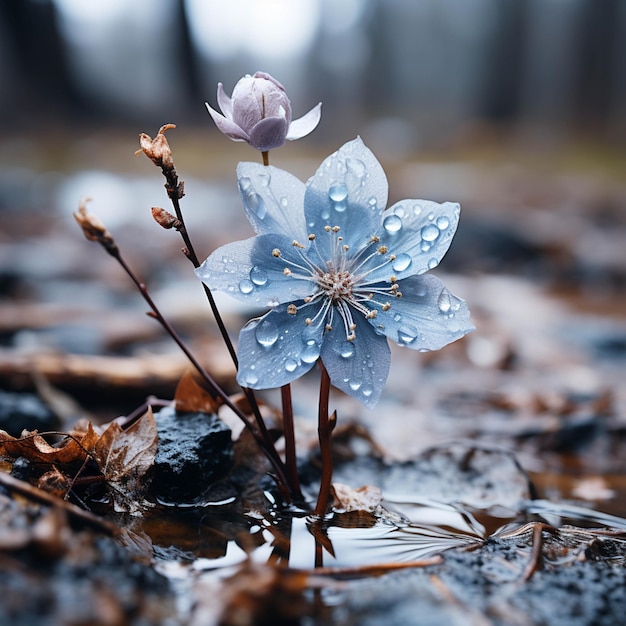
174,370 -> 220,414
0,429 -> 89,466
91,408 -> 158,513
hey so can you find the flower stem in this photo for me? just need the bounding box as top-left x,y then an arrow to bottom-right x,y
314,362 -> 334,516
281,383 -> 301,499
262,151 -> 270,166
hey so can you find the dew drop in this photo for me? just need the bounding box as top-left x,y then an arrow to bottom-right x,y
250,266 -> 268,286
280,196 -> 289,208
284,358 -> 298,372
239,279 -> 254,294
321,207 -> 331,220
393,313 -> 402,322
437,289 -> 451,313
255,319 -> 279,347
428,258 -> 439,269
421,224 -> 440,242
347,158 -> 366,178
328,183 -> 348,202
246,192 -> 267,220
349,380 -> 362,391
436,216 -> 450,230
245,372 -> 259,386
368,196 -> 377,208
336,341 -> 355,359
258,172 -> 271,187
397,324 -> 418,345
383,214 -> 402,233
420,241 -> 432,252
394,205 -> 406,218
392,253 -> 412,272
413,203 -> 422,216
362,388 -> 373,397
239,177 -> 252,191
301,342 -> 320,364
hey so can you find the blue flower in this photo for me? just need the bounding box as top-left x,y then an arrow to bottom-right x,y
196,138 -> 473,407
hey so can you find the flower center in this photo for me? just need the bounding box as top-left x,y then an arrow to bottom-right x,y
317,269 -> 354,302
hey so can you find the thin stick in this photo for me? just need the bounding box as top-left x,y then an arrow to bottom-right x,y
281,383 -> 302,500
314,362 -> 333,516
0,472 -> 118,536
111,249 -> 291,495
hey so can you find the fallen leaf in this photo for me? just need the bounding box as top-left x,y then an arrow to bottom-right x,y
174,371 -> 220,414
90,408 -> 158,513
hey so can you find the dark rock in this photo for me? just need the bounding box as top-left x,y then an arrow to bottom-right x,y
0,390 -> 60,436
151,406 -> 234,505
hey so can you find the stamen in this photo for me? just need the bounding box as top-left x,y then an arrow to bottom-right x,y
287,304 -> 297,315
272,248 -> 281,257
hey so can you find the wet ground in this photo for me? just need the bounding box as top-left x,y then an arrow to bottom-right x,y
1,129 -> 625,624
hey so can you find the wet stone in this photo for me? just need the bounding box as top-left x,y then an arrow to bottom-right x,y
0,390 -> 60,436
152,407 -> 234,505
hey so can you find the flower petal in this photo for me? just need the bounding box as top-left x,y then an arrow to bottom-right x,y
286,102 -> 322,140
368,200 -> 461,282
321,312 -> 390,408
304,137 -> 389,259
216,83 -> 233,118
237,162 -> 307,240
195,234 -> 314,307
206,103 -> 249,142
236,304 -> 325,389
247,116 -> 289,152
369,274 -> 474,351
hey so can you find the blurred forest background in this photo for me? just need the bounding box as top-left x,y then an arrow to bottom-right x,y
1,0 -> 625,144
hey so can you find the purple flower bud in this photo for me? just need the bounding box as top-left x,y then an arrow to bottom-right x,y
206,71 -> 322,152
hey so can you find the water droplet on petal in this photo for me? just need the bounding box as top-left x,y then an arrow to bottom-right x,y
245,372 -> 259,386
437,289 -> 451,313
239,177 -> 252,191
328,183 -> 348,202
255,319 -> 279,347
397,324 -> 418,345
280,196 -> 289,208
258,172 -> 271,187
393,313 -> 402,322
428,258 -> 439,269
239,279 -> 254,294
362,387 -> 373,397
284,358 -> 298,372
347,158 -> 366,178
392,253 -> 412,272
246,192 -> 267,220
394,205 -> 406,218
436,216 -> 449,230
349,380 -> 362,391
335,341 -> 355,359
421,224 -> 440,242
383,214 -> 402,233
250,266 -> 268,286
301,342 -> 320,363
368,196 -> 377,208
413,203 -> 422,216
